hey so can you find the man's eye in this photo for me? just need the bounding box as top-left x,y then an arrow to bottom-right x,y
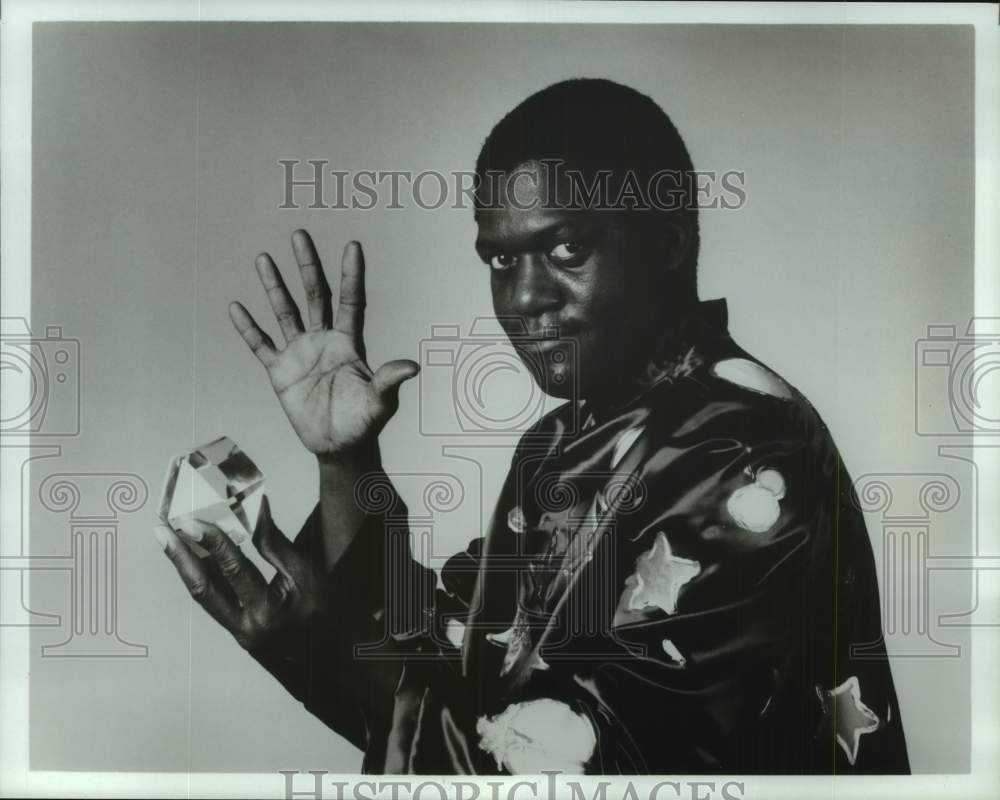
490,253 -> 516,271
548,242 -> 587,264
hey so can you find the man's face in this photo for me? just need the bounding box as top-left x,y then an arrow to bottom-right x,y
475,160 -> 649,402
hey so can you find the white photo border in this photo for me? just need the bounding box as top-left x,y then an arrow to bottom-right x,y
1,1 -> 997,798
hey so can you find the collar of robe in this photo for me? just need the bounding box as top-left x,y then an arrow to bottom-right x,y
578,297 -> 730,429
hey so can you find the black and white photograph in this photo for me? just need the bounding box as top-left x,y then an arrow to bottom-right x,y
1,2 -> 997,798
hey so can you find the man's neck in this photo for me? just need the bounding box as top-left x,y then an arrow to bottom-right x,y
579,297 -> 726,423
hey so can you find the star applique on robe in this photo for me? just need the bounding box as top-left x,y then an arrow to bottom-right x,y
624,531 -> 700,616
815,675 -> 883,766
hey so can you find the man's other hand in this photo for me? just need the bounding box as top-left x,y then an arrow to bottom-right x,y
153,495 -> 327,652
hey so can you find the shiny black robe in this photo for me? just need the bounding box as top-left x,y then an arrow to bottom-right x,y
252,299 -> 910,775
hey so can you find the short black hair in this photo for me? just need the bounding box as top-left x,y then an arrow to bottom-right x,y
474,78 -> 700,302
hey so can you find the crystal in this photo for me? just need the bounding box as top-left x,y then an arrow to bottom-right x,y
159,436 -> 264,550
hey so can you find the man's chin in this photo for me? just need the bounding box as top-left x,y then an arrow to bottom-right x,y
512,345 -> 572,397
520,360 -> 575,400
539,375 -> 575,399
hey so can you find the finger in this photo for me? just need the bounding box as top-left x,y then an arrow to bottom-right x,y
255,252 -> 305,342
251,494 -> 296,582
191,520 -> 267,606
228,302 -> 278,368
153,523 -> 241,629
368,359 -> 420,425
290,229 -> 333,331
333,241 -> 366,347
199,556 -> 240,608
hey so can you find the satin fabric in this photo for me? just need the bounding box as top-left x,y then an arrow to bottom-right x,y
251,299 -> 910,774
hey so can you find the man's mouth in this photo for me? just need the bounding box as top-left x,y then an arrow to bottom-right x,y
532,340 -> 565,357
517,334 -> 571,353
522,323 -> 575,342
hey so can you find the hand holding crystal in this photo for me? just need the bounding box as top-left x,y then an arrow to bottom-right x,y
228,230 -> 419,461
153,495 -> 328,651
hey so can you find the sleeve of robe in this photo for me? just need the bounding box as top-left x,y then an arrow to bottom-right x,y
243,465 -> 437,769
242,434 -> 545,773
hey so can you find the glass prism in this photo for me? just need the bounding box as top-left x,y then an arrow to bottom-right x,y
159,436 -> 264,550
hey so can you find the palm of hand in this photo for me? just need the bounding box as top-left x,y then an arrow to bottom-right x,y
267,330 -> 374,455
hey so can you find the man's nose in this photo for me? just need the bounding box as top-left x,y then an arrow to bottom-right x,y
510,253 -> 559,317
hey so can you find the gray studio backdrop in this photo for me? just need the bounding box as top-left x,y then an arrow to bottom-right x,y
26,22 -> 973,773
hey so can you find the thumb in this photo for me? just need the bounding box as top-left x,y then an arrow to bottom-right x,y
252,494 -> 294,574
251,493 -> 278,547
369,359 -> 420,415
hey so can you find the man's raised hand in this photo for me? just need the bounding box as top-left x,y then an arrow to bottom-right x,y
228,230 -> 418,461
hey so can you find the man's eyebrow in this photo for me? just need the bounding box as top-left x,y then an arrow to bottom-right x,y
475,219 -> 588,256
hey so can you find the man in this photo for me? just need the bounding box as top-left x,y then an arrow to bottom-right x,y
153,79 -> 910,774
